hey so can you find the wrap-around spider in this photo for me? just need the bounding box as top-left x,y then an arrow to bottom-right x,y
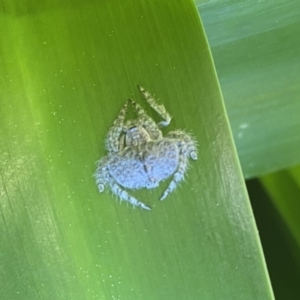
94,85 -> 197,210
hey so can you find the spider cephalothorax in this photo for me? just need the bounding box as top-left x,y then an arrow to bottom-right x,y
94,85 -> 197,210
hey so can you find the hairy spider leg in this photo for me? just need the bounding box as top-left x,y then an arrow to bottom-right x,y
105,100 -> 129,153
167,130 -> 198,160
138,85 -> 172,127
94,157 -> 109,192
94,157 -> 151,210
160,131 -> 197,201
128,99 -> 162,140
110,180 -> 151,210
160,154 -> 188,201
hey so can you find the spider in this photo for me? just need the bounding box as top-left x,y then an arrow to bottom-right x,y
94,85 -> 197,210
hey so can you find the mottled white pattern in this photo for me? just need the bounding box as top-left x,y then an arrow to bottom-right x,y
94,85 -> 197,210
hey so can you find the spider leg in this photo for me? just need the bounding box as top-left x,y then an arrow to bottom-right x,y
94,157 -> 109,192
105,100 -> 129,153
137,85 -> 172,127
160,131 -> 197,201
94,157 -> 150,210
167,130 -> 198,160
110,180 -> 151,210
160,154 -> 188,201
129,98 -> 162,140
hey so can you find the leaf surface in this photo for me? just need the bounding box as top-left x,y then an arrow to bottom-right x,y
0,1 -> 274,299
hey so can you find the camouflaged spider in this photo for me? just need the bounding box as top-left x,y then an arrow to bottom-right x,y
94,85 -> 197,210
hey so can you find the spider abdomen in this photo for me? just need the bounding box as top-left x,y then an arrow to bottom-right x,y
107,139 -> 179,190
143,140 -> 179,184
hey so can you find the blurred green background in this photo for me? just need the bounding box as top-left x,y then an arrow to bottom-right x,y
197,0 -> 300,299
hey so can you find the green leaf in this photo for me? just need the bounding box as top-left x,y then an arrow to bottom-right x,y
197,0 -> 300,178
255,164 -> 300,299
0,1 -> 273,299
260,165 -> 300,249
247,177 -> 300,300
